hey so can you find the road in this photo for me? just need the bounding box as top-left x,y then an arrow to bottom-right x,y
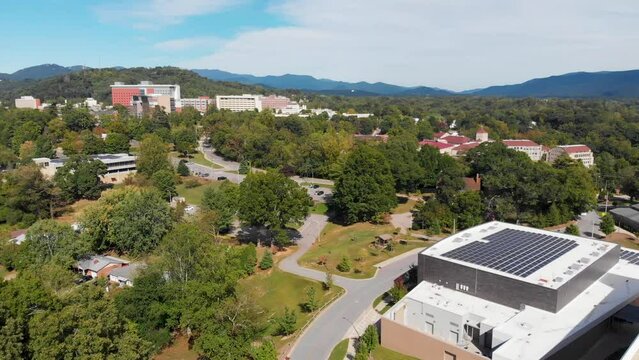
181,145 -> 333,202
279,215 -> 420,360
576,210 -> 604,239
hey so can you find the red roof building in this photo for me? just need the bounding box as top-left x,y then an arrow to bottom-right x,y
420,140 -> 456,154
548,145 -> 594,168
502,139 -> 543,161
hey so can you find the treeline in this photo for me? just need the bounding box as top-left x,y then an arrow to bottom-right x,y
0,67 -> 270,104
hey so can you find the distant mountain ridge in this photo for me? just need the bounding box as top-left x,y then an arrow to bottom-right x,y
192,69 -> 451,96
2,64 -> 639,98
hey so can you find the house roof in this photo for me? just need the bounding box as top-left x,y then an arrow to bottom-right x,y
476,127 -> 487,134
440,135 -> 470,145
451,142 -> 481,154
503,139 -> 540,147
77,255 -> 128,272
463,176 -> 481,191
557,144 -> 592,154
377,234 -> 393,241
419,140 -> 455,149
109,263 -> 146,280
433,131 -> 447,138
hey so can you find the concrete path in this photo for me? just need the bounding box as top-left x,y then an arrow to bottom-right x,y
279,216 -> 421,360
390,212 -> 413,234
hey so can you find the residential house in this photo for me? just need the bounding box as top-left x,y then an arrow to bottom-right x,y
108,263 -> 146,287
76,255 -> 129,279
419,140 -> 455,155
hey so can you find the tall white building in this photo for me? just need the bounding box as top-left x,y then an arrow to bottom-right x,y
548,144 -> 595,168
15,96 -> 41,109
502,139 -> 543,161
215,94 -> 262,112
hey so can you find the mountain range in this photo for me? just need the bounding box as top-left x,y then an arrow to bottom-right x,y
2,64 -> 639,98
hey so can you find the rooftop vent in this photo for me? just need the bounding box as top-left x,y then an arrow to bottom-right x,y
590,252 -> 600,257
569,263 -> 582,271
579,257 -> 590,264
553,277 -> 564,283
564,270 -> 574,275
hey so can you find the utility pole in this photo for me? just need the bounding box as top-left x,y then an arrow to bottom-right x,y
342,316 -> 361,338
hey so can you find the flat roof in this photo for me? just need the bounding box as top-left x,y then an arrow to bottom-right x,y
389,251 -> 639,360
422,221 -> 617,289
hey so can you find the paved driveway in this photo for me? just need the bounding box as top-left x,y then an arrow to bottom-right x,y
279,215 -> 420,360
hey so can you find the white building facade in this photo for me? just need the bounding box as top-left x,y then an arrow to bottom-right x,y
548,144 -> 594,168
215,94 -> 262,112
502,139 -> 543,161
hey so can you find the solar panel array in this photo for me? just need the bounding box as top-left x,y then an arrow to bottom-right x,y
620,250 -> 639,265
442,228 -> 578,278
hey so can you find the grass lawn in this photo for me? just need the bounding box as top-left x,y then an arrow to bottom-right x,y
56,199 -> 97,224
238,264 -> 343,350
176,179 -> 221,206
310,202 -> 329,215
299,222 -> 428,279
172,151 -> 224,169
393,198 -> 417,214
370,346 -> 419,360
328,339 -> 349,360
605,232 -> 639,250
154,335 -> 198,360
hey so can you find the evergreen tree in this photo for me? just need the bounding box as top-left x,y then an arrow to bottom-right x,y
276,307 -> 297,336
177,161 -> 190,176
259,251 -> 273,270
600,214 -> 615,235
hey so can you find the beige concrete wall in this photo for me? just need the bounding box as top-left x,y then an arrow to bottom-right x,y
380,317 -> 488,360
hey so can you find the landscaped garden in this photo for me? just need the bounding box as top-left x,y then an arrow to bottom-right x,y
299,222 -> 428,279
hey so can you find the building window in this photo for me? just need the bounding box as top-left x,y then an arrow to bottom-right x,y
449,330 -> 459,344
425,321 -> 434,334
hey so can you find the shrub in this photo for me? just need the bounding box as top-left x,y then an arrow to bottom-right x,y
565,224 -> 580,236
323,272 -> 334,290
302,286 -> 319,313
361,325 -> 379,352
177,161 -> 190,176
183,178 -> 201,189
276,307 -> 297,336
259,250 -> 273,270
336,256 -> 351,272
388,283 -> 407,304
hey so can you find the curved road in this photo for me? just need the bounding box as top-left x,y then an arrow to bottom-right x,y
280,214 -> 420,360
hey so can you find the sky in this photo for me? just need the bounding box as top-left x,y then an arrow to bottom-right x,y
1,0 -> 638,90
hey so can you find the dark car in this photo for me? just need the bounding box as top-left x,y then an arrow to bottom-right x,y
311,184 -> 320,189
217,176 -> 227,181
74,275 -> 93,285
315,190 -> 325,195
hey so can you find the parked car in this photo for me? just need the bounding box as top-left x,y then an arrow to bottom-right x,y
217,176 -> 227,181
74,275 -> 93,285
315,190 -> 325,195
311,184 -> 320,189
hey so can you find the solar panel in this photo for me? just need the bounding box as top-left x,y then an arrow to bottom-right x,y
620,250 -> 639,265
441,228 -> 578,278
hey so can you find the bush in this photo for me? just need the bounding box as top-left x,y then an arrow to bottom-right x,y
388,283 -> 407,304
183,178 -> 201,188
361,325 -> 379,352
302,286 -> 319,313
323,272 -> 334,290
275,307 -> 297,336
259,250 -> 273,270
565,224 -> 580,236
336,256 -> 351,272
177,161 -> 190,176
600,214 -> 615,235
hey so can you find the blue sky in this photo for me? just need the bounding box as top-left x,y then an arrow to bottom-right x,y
1,0 -> 638,90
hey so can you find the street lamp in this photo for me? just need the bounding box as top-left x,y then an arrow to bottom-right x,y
342,316 -> 361,338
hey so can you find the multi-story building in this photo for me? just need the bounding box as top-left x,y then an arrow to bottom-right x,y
548,144 -> 594,168
215,94 -> 262,112
179,96 -> 213,113
381,221 -> 639,360
33,153 -> 137,184
502,139 -> 543,161
260,95 -> 291,110
111,81 -> 180,112
15,96 -> 41,109
475,127 -> 489,142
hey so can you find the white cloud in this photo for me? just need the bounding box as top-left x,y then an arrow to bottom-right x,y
95,0 -> 241,29
154,36 -> 222,51
183,0 -> 639,90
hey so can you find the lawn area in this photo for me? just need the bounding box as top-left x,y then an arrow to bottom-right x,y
393,198 -> 418,214
605,232 -> 639,250
176,179 -> 222,206
238,264 -> 343,351
299,222 -> 428,279
328,338 -> 349,360
310,202 -> 329,215
56,199 -> 97,223
154,335 -> 198,360
172,151 -> 224,169
370,346 -> 419,360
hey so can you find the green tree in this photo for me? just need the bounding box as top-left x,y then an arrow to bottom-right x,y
0,165 -> 55,224
275,307 -> 297,336
202,181 -> 239,234
361,325 -> 379,352
333,145 -> 397,224
61,107 -> 95,131
54,155 -> 107,201
600,214 -> 615,235
337,256 -> 351,272
23,220 -> 89,266
412,199 -> 453,233
388,283 -> 407,304
252,340 -> 277,360
238,171 -> 311,239
259,251 -> 273,270
80,187 -> 172,255
136,134 -> 172,177
450,191 -> 484,230
151,169 -> 177,201
302,286 -> 319,313
381,134 -> 425,193
238,243 -> 258,276
172,126 -> 198,156
177,161 -> 190,176
104,132 -> 130,153
565,224 -> 580,236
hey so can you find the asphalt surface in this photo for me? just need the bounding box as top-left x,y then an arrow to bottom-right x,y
182,145 -> 333,202
279,214 -> 420,360
576,210 -> 604,239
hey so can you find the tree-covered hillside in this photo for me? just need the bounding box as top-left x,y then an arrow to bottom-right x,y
0,67 -> 268,104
